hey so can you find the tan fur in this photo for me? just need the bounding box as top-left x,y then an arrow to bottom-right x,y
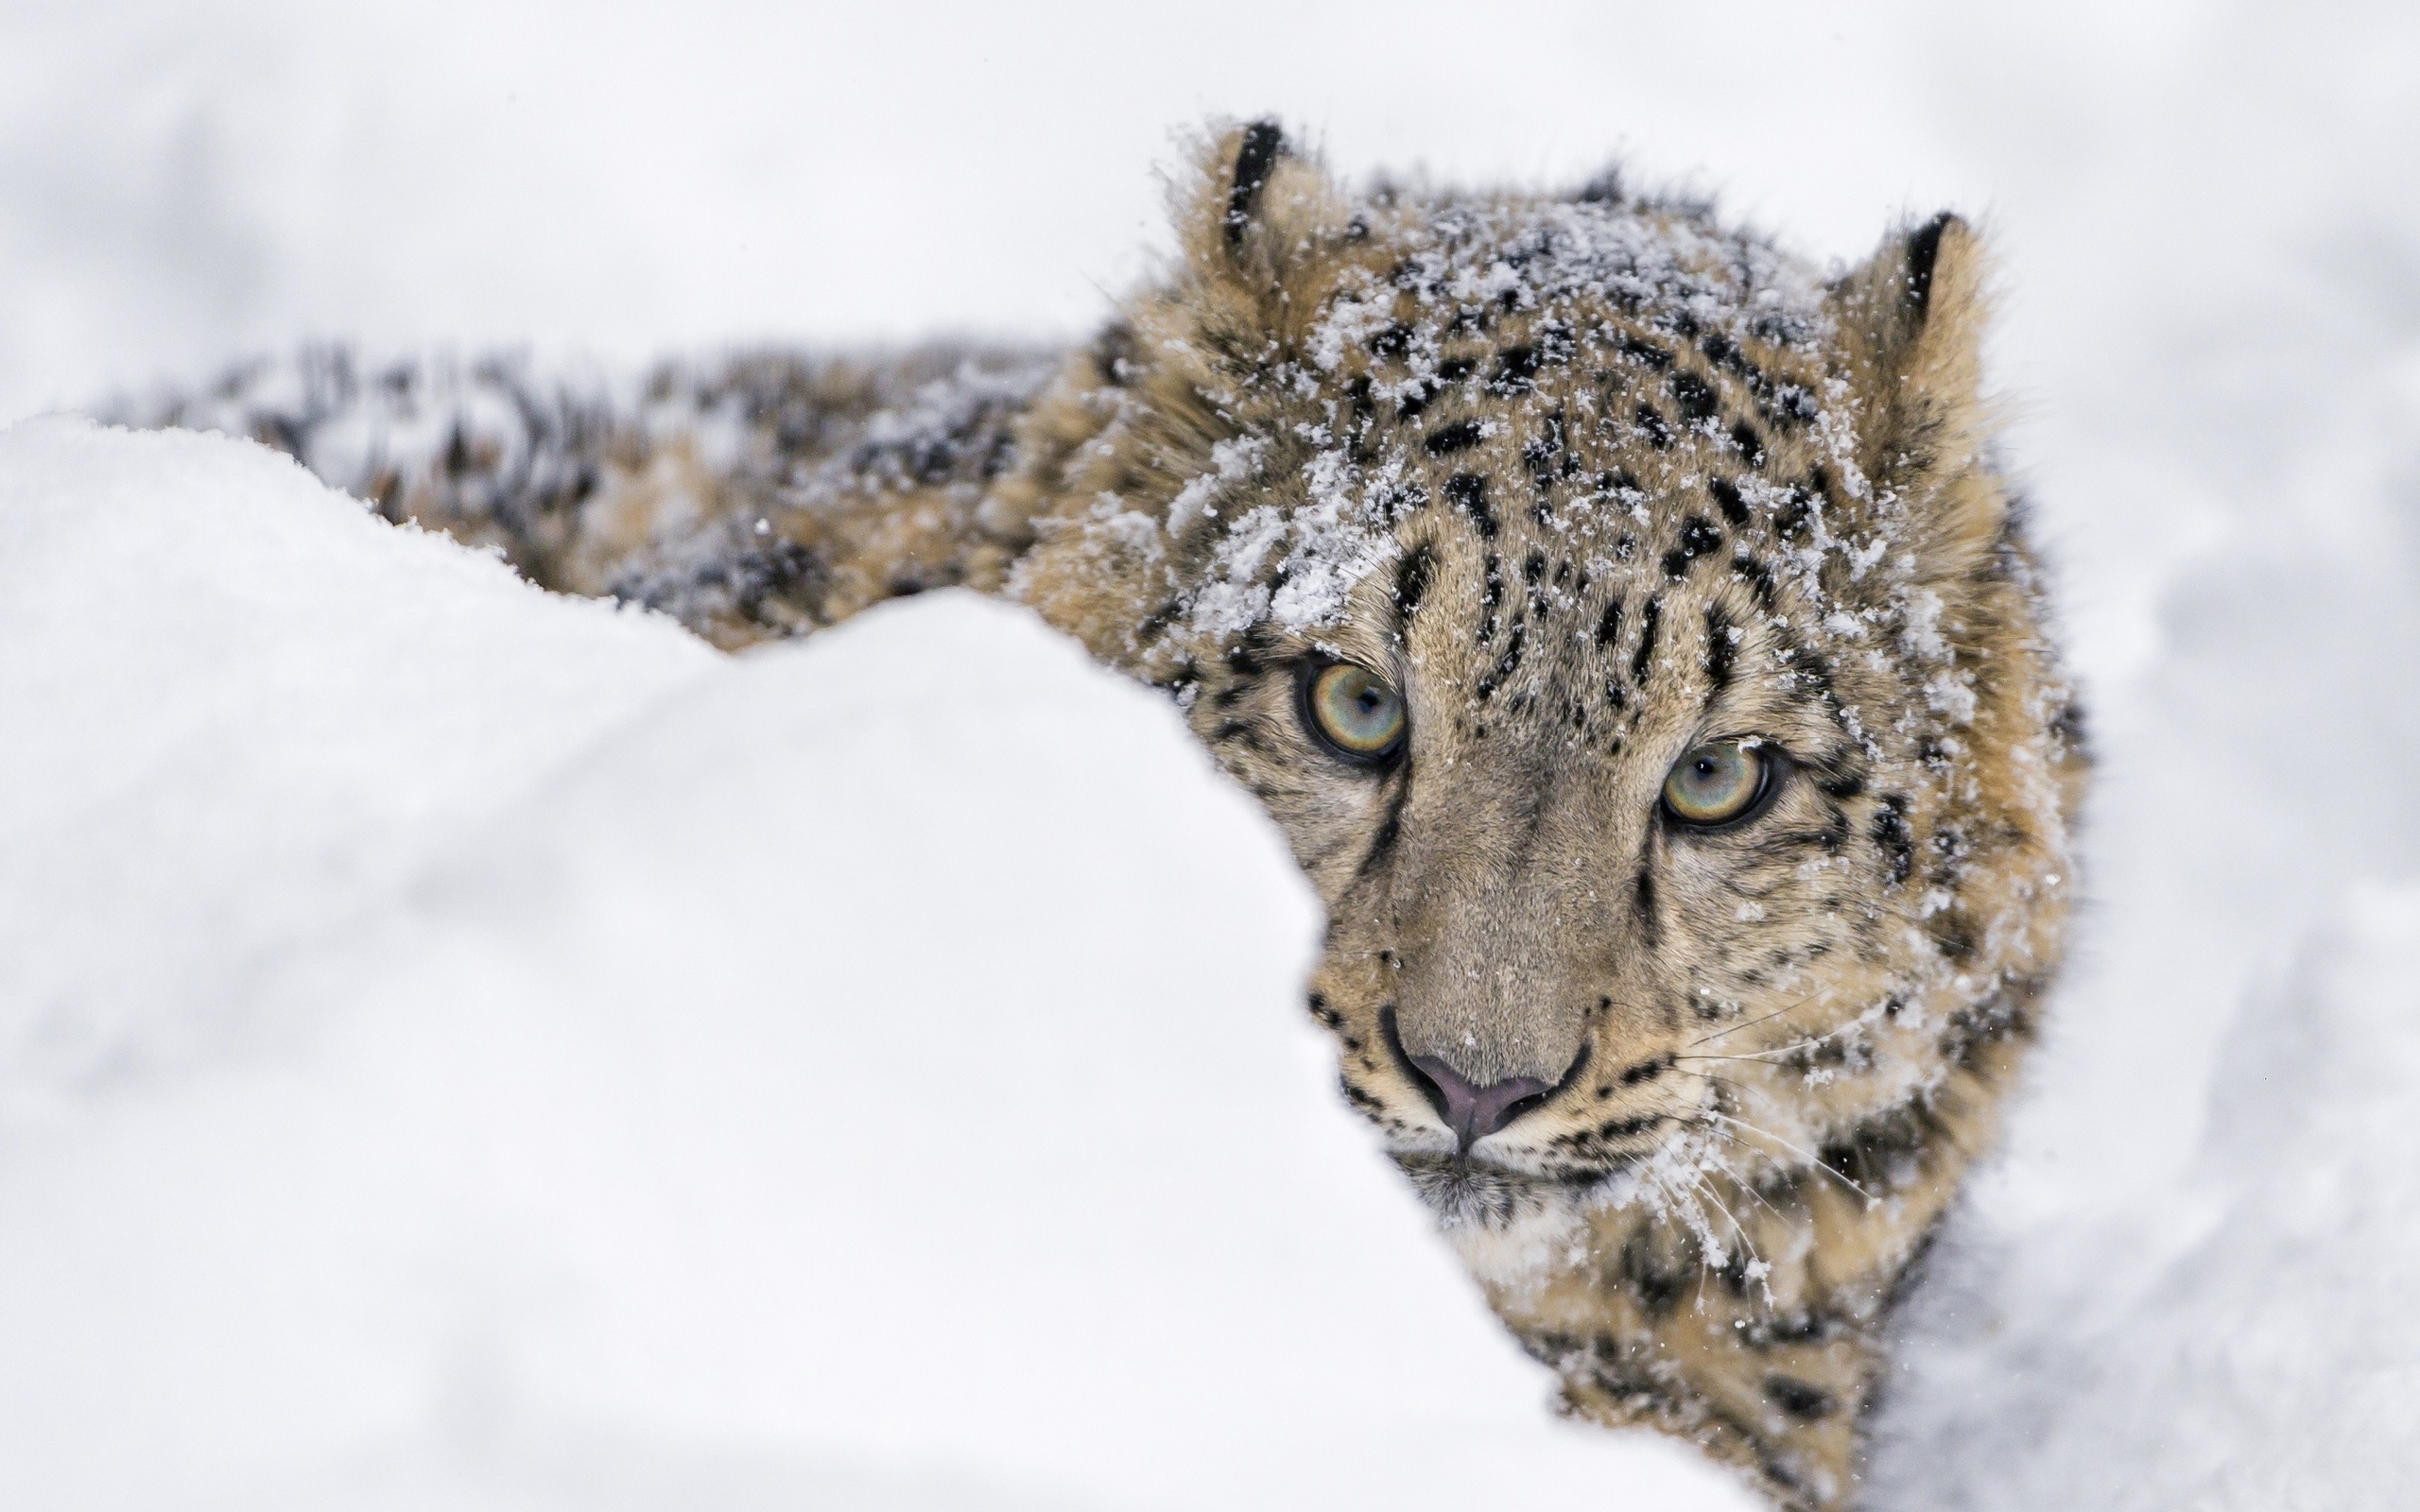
130,125 -> 2083,1510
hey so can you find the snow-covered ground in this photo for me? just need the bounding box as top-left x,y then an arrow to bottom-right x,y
3,1 -> 2418,1507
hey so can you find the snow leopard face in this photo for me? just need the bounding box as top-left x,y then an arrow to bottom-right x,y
1010,125 -> 2083,1260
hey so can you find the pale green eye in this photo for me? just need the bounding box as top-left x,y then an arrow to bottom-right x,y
1304,662 -> 1408,763
1662,741 -> 1771,827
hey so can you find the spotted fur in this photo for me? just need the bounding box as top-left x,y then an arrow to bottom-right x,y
121,123 -> 2083,1510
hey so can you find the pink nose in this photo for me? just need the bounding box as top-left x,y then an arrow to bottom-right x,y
1404,1054 -> 1551,1151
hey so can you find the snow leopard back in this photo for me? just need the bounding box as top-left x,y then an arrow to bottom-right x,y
111,342 -> 1056,647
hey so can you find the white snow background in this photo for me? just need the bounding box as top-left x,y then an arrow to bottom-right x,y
2,1 -> 2417,1508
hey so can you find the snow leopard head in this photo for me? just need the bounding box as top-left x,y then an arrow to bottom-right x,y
1006,122 -> 2083,1241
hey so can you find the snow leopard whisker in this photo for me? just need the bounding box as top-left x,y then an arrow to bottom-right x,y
1683,989 -> 1827,1050
1698,1111 -> 1876,1204
1705,1152 -> 1793,1226
1683,1171 -> 1776,1302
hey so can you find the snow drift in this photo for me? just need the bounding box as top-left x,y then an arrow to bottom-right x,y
0,418 -> 1758,1511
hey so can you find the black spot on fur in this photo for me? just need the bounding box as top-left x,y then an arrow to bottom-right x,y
1494,621 -> 1527,683
1729,420 -> 1767,467
1225,120 -> 1285,251
1359,777 -> 1412,879
1616,334 -> 1675,370
1704,605 -> 1737,692
1873,796 -> 1914,886
1752,822 -> 1844,862
1634,403 -> 1673,449
1811,758 -> 1867,801
1092,322 -> 1137,387
1822,1098 -> 1946,1194
1633,867 -> 1661,950
1339,1080 -> 1388,1117
1763,385 -> 1821,430
1632,596 -> 1662,685
1595,594 -> 1624,648
1906,211 -> 1956,323
1709,476 -> 1751,526
1426,420 -> 1484,455
1375,482 -> 1428,526
1618,1230 -> 1689,1318
1740,1314 -> 1835,1351
1764,1375 -> 1835,1421
1492,345 -> 1541,393
1928,910 -> 1978,963
1775,486 -> 1816,541
1596,1115 -> 1663,1140
1617,1054 -> 1671,1087
1735,554 -> 1779,610
1394,544 -> 1435,622
1574,166 -> 1624,204
1445,472 -> 1496,538
2052,697 -> 2089,752
1663,516 -> 1722,579
717,539 -> 831,627
1368,323 -> 1411,361
1698,333 -> 1763,386
1669,370 -> 1720,424
1343,374 -> 1378,463
1522,410 -> 1567,504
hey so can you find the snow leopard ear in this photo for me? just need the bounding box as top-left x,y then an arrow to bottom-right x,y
1829,213 -> 2005,579
1174,119 -> 1352,343
1222,119 -> 1290,256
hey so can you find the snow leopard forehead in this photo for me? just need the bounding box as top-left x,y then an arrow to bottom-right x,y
1015,124 -> 1942,706
1165,201 -> 1853,670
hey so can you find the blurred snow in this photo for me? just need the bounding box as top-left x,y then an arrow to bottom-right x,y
3,0 -> 2419,1506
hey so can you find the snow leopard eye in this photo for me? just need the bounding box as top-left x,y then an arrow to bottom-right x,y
1661,740 -> 1772,828
1301,662 -> 1407,765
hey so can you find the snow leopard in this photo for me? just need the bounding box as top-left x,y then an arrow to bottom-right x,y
117,122 -> 2084,1509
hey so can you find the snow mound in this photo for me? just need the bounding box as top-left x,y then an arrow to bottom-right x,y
0,417 -> 718,1112
0,419 -> 1757,1512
